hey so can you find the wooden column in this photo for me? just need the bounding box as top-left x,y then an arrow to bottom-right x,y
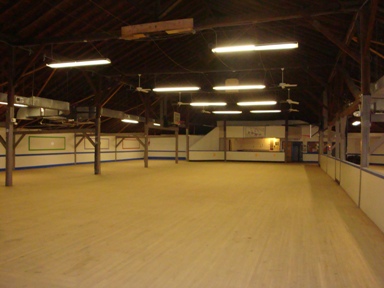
94,78 -> 102,174
175,128 -> 179,164
335,120 -> 340,159
186,107 -> 190,161
224,120 -> 227,162
144,124 -> 149,168
360,4 -> 371,168
5,47 -> 15,186
284,112 -> 289,163
340,116 -> 347,161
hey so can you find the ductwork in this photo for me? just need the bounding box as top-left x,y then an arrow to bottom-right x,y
0,93 -> 70,119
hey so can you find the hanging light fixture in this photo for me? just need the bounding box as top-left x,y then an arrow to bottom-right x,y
237,101 -> 277,106
250,110 -> 281,113
212,110 -> 242,114
46,58 -> 111,68
153,87 -> 200,92
212,42 -> 298,53
213,85 -> 265,90
121,119 -> 139,124
190,102 -> 227,106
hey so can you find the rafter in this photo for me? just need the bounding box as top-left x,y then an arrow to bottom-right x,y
309,19 -> 360,64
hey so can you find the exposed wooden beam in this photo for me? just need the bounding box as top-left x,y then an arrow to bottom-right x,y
196,7 -> 359,31
328,12 -> 359,82
0,65 -> 46,88
15,45 -> 45,85
36,69 -> 56,97
303,68 -> 327,87
101,83 -> 124,107
338,66 -> 361,99
309,19 -> 360,64
159,0 -> 184,19
363,0 -> 379,56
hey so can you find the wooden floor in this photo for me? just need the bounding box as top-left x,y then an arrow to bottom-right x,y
1,161 -> 384,288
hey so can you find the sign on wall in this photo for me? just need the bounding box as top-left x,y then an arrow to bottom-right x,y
243,126 -> 266,138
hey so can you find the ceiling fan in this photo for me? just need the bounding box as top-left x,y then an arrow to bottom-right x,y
282,88 -> 299,112
135,74 -> 151,93
278,68 -> 298,89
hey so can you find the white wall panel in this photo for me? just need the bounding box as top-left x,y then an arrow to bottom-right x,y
335,160 -> 341,182
190,127 -> 220,150
360,171 -> 384,233
303,154 -> 318,162
340,162 -> 361,205
266,126 -> 285,138
226,151 -> 284,162
226,126 -> 243,138
327,157 -> 336,180
189,151 -> 224,161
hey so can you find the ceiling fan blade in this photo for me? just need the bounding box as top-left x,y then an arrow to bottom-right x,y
177,101 -> 190,106
136,87 -> 150,93
279,83 -> 298,89
286,99 -> 299,105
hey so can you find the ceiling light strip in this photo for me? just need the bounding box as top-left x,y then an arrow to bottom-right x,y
212,42 -> 298,53
212,111 -> 242,114
190,102 -> 227,107
213,85 -> 265,90
250,110 -> 281,113
153,87 -> 200,92
237,101 -> 277,106
46,58 -> 111,68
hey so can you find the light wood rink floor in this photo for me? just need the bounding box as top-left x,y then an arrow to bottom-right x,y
1,160 -> 384,288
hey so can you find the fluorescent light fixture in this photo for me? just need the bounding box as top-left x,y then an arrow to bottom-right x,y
153,122 -> 161,126
250,110 -> 281,113
0,101 -> 28,107
121,119 -> 139,124
237,101 -> 277,106
212,110 -> 242,114
190,102 -> 227,107
212,42 -> 298,53
153,87 -> 200,92
46,58 -> 111,68
213,85 -> 265,90
352,121 -> 361,126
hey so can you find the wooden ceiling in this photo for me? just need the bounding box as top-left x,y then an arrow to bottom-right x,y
0,0 -> 383,133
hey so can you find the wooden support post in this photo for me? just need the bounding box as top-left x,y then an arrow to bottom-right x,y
144,124 -> 149,168
360,4 -> 371,168
175,128 -> 179,164
224,120 -> 227,162
335,120 -> 340,159
340,116 -> 347,161
284,112 -> 289,163
5,47 -> 15,186
94,78 -> 102,174
186,106 -> 190,161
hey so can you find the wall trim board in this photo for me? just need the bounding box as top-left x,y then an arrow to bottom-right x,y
149,157 -> 186,160
361,167 -> 384,179
16,152 -> 74,157
149,150 -> 186,152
